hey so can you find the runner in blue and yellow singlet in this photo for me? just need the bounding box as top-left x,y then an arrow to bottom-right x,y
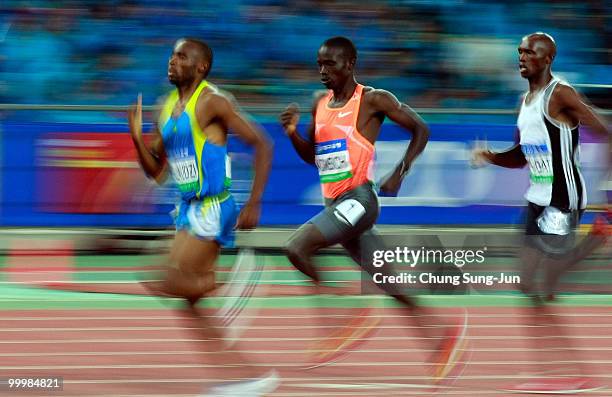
128,38 -> 279,396
158,79 -> 236,247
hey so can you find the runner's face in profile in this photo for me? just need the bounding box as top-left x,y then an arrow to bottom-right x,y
168,40 -> 200,85
518,37 -> 549,79
317,45 -> 352,89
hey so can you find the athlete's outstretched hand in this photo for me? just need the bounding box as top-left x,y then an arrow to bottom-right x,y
280,103 -> 300,136
470,148 -> 494,168
470,138 -> 494,168
236,200 -> 261,230
128,93 -> 143,140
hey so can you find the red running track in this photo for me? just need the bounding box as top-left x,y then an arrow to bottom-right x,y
1,307 -> 611,396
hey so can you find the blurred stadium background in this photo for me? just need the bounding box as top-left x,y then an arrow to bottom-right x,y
1,0 -> 610,112
0,0 -> 609,231
0,1 -> 610,396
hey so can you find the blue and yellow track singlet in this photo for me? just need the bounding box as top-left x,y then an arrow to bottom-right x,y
159,80 -> 231,201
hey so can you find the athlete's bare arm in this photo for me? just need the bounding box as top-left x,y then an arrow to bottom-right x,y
203,92 -> 273,229
128,94 -> 168,183
475,85 -> 610,170
549,84 -> 608,136
551,84 -> 610,169
478,143 -> 527,168
280,92 -> 327,165
472,96 -> 527,169
368,89 -> 429,196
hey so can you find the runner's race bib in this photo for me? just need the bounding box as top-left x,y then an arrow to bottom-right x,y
522,144 -> 553,183
315,139 -> 353,183
169,156 -> 200,192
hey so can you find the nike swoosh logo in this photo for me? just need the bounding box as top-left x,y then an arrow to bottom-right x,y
338,111 -> 352,118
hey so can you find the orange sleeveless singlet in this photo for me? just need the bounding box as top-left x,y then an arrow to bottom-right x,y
314,84 -> 375,199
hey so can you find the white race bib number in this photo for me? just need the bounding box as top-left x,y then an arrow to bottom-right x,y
315,139 -> 352,183
522,144 -> 553,183
170,157 -> 199,189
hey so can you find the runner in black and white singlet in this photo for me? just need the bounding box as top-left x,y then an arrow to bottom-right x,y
518,76 -> 586,212
472,32 -> 610,394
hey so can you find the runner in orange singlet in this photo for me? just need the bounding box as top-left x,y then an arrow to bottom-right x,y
279,36 -> 467,381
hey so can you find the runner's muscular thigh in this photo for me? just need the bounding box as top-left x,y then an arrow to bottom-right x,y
169,230 -> 191,266
175,233 -> 220,275
169,231 -> 218,274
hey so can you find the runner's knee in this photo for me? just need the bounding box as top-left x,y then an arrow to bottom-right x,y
166,268 -> 216,304
285,238 -> 320,282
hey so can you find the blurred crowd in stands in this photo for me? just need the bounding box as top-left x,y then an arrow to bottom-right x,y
0,0 -> 609,120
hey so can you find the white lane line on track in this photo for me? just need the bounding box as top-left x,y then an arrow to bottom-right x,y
2,334 -> 612,343
2,374 -> 611,382
5,360 -> 612,370
2,312 -> 612,321
2,295 -> 611,303
3,346 -> 612,357
289,382 -> 446,390
33,375 -> 612,383
1,322 -> 610,332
